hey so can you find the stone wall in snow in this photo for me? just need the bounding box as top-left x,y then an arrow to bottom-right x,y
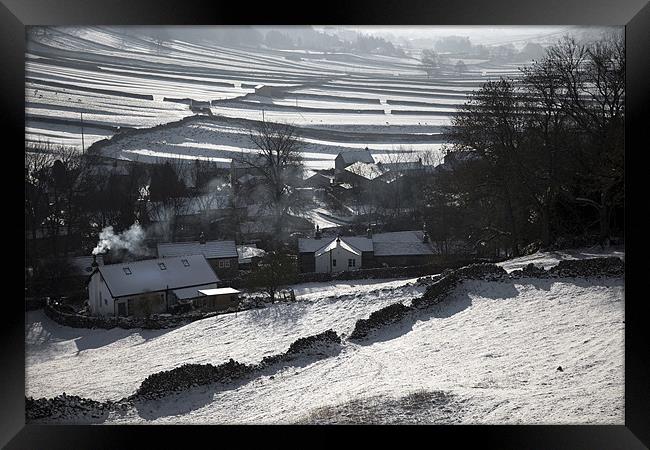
27,329 -> 342,421
349,257 -> 624,340
134,329 -> 342,400
43,300 -> 240,330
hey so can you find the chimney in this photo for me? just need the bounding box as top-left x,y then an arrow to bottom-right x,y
199,232 -> 206,244
91,254 -> 98,268
336,236 -> 341,247
367,224 -> 372,239
422,223 -> 430,243
315,224 -> 321,239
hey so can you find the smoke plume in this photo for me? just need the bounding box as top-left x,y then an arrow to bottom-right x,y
92,223 -> 148,256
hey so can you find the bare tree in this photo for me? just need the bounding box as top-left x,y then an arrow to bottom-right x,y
233,121 -> 307,239
545,34 -> 625,244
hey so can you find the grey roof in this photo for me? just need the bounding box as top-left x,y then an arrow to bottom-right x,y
96,255 -> 219,298
337,151 -> 375,165
372,231 -> 434,256
157,240 -> 238,259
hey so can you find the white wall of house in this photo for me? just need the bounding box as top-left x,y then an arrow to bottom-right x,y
88,271 -> 115,317
315,245 -> 361,273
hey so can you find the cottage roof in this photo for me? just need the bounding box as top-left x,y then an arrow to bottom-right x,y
337,150 -> 375,165
299,231 -> 433,256
157,240 -> 238,259
315,238 -> 362,257
96,255 -> 219,298
372,231 -> 434,256
299,236 -> 373,253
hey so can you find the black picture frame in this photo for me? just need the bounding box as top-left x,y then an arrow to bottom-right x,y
4,0 -> 648,447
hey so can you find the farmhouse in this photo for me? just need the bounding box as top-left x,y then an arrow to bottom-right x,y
87,254 -> 219,317
298,228 -> 435,273
157,235 -> 239,279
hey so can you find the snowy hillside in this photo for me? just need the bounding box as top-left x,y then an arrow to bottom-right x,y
26,250 -> 624,424
26,26 -> 529,168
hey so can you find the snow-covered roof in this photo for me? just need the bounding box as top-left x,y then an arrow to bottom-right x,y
299,236 -> 373,253
237,244 -> 266,263
315,238 -> 362,257
157,240 -> 238,259
344,162 -> 384,181
198,287 -> 240,296
372,231 -> 434,256
337,150 -> 375,165
69,255 -> 104,276
299,231 -> 433,256
96,255 -> 219,299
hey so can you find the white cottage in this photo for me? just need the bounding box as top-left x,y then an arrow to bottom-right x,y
88,254 -> 219,317
315,236 -> 362,273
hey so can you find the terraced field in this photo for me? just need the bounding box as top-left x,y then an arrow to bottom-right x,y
26,26 -> 533,168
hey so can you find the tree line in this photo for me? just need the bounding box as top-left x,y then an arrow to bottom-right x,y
428,34 -> 624,256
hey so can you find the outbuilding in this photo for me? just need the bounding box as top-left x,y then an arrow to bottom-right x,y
196,287 -> 241,312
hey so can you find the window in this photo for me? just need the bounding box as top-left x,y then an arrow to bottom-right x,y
332,259 -> 336,267
158,263 -> 167,270
181,259 -> 190,267
348,259 -> 356,267
218,259 -> 231,268
123,267 -> 132,275
104,298 -> 107,305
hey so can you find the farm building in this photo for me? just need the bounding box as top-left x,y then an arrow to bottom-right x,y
195,287 -> 241,312
87,254 -> 219,317
334,149 -> 375,180
157,235 -> 239,279
298,228 -> 435,273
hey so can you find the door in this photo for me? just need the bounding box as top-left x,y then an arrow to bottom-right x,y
117,302 -> 127,317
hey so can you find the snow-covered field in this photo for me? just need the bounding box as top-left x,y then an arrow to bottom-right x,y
26,277 -> 424,401
26,26 -> 533,169
26,250 -> 624,424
